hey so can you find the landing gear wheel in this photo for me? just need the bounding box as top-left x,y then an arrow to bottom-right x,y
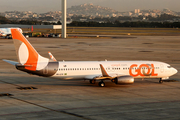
111,79 -> 115,83
99,82 -> 105,87
90,80 -> 96,84
159,79 -> 163,83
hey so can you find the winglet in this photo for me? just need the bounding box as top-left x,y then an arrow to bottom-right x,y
100,64 -> 110,77
48,52 -> 57,61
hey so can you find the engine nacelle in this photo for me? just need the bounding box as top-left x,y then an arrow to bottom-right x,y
115,75 -> 134,84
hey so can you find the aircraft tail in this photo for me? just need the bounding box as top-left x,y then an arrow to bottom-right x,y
11,29 -> 49,71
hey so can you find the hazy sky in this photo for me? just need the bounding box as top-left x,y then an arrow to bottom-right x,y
0,0 -> 180,13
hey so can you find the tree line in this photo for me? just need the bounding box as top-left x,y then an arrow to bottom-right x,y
1,15 -> 180,28
68,21 -> 180,28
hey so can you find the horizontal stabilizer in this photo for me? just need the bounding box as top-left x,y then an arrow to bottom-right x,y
16,64 -> 33,67
2,59 -> 19,65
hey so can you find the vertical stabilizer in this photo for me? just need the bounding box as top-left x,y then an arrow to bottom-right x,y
11,29 -> 49,71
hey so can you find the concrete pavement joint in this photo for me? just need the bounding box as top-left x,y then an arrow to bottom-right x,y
0,80 -> 22,87
0,99 -> 179,117
8,96 -> 89,120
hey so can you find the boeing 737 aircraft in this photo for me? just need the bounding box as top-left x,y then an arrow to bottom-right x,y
3,29 -> 178,87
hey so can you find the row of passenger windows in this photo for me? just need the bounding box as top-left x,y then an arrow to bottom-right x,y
55,67 -> 160,71
56,68 -> 100,71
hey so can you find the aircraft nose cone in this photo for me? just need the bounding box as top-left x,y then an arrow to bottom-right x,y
172,68 -> 178,75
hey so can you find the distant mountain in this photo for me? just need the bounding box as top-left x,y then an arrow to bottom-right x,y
1,3 -> 180,22
67,3 -> 119,17
67,4 -> 180,17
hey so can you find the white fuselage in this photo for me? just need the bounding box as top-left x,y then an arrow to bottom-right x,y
51,61 -> 177,80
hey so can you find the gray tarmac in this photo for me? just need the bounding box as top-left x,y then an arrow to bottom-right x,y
0,36 -> 180,120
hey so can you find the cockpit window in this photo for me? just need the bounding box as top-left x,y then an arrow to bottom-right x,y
167,66 -> 171,68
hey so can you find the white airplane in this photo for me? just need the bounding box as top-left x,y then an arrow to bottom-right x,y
3,29 -> 178,87
0,28 -> 22,38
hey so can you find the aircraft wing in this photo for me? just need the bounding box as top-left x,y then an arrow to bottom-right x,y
85,64 -> 125,81
48,52 -> 57,61
84,74 -> 102,80
85,73 -> 124,81
85,64 -> 134,85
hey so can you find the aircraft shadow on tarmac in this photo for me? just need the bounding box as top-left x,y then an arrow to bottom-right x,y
2,75 -> 177,88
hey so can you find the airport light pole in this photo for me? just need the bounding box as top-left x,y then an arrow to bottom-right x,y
62,0 -> 66,38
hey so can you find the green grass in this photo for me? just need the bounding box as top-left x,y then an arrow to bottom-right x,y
22,27 -> 180,36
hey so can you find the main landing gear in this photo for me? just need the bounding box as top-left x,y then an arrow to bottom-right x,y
98,81 -> 105,87
90,80 -> 96,84
90,80 -> 105,87
159,78 -> 163,83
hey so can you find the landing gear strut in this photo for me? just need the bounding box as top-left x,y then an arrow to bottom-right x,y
98,81 -> 105,87
159,78 -> 163,83
90,80 -> 96,84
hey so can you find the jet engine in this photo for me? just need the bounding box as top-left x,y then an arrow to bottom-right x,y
114,75 -> 134,84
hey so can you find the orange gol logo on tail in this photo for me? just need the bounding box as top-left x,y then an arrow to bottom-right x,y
129,64 -> 158,77
11,29 -> 38,71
